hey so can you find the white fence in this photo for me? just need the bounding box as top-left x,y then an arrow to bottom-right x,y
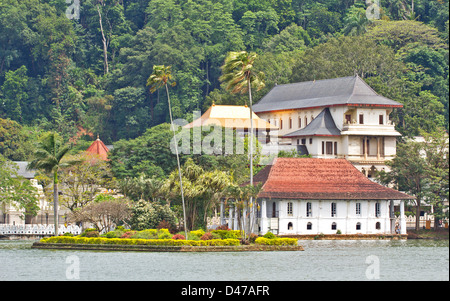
0,224 -> 81,236
396,214 -> 449,229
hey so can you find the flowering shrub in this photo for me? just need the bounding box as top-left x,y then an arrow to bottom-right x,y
120,231 -> 136,239
40,236 -> 240,246
200,232 -> 213,240
172,234 -> 185,240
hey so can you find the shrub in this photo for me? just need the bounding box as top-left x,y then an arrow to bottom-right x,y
84,230 -> 99,237
224,231 -> 240,239
172,234 -> 185,240
40,236 -> 240,247
255,237 -> 298,246
200,232 -> 213,240
121,231 -> 136,239
263,232 -> 276,239
157,229 -> 171,239
63,232 -> 74,237
132,229 -> 158,239
248,233 -> 258,244
190,229 -> 205,239
211,229 -> 242,239
81,228 -> 99,237
216,224 -> 229,230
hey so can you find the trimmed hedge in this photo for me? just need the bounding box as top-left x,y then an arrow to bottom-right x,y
40,236 -> 240,246
210,230 -> 242,239
255,237 -> 298,246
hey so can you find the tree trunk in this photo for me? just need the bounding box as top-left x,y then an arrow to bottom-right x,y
53,175 -> 59,236
166,84 -> 188,237
97,4 -> 109,74
415,198 -> 421,231
248,80 -> 255,236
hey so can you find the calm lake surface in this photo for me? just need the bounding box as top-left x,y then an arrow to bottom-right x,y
0,239 -> 448,281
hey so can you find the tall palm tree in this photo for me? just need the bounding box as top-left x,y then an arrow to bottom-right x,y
342,6 -> 370,36
28,132 -> 78,236
147,65 -> 187,239
219,51 -> 265,234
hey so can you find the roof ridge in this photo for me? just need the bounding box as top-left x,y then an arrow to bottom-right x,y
352,74 -> 380,96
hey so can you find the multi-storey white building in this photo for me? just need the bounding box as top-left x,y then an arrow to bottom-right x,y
253,75 -> 403,177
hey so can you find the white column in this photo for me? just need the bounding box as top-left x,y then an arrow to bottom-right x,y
234,204 -> 238,230
400,200 -> 407,235
261,200 -> 268,235
390,200 -> 395,234
228,205 -> 233,230
220,199 -> 225,226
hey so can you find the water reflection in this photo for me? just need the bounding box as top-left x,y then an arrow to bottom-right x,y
0,239 -> 448,281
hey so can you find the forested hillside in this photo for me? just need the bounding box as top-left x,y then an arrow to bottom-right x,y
0,0 -> 448,157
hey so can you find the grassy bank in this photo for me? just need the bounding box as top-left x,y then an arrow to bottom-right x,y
407,229 -> 449,240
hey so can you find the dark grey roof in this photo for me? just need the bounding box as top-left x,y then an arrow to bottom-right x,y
253,75 -> 403,113
284,108 -> 340,137
296,145 -> 309,156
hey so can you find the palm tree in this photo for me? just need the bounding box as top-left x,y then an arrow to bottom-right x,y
219,51 -> 265,234
147,65 -> 187,239
342,6 -> 371,36
28,132 -> 78,236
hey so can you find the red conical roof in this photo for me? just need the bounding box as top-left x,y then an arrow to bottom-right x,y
86,136 -> 109,161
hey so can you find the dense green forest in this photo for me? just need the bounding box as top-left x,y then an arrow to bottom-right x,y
0,0 -> 448,156
0,0 -> 448,231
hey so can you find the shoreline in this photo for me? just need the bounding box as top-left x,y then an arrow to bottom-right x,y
31,242 -> 304,252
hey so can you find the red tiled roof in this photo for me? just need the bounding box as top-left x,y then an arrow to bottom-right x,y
86,138 -> 110,161
256,158 -> 414,200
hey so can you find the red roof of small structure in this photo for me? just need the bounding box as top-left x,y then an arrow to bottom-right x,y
86,137 -> 110,161
256,158 -> 414,200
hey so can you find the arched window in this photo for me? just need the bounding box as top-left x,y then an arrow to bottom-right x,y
288,222 -> 293,230
331,222 -> 337,230
356,222 -> 361,230
375,222 -> 381,230
307,222 -> 312,230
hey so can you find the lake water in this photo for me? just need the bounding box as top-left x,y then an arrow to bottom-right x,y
0,239 -> 448,281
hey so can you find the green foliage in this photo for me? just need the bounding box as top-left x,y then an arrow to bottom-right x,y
211,229 -> 242,239
1,1 -> 448,234
81,228 -> 99,237
254,237 -> 298,246
0,154 -> 40,218
128,200 -> 178,231
0,0 -> 447,141
263,231 -> 276,239
41,236 -> 240,246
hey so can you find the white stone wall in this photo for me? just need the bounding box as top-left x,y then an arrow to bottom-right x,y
260,199 -> 393,235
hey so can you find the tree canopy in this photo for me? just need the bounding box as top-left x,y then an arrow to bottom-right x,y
0,0 -> 447,144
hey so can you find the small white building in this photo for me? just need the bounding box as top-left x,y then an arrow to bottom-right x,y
251,158 -> 414,236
